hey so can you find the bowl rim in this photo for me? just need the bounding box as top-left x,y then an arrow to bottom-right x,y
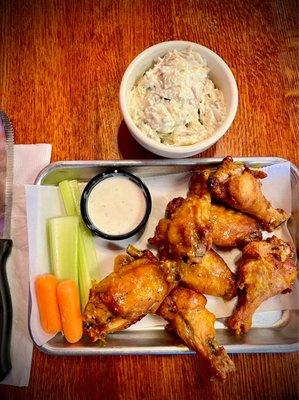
80,170 -> 152,240
119,40 -> 238,154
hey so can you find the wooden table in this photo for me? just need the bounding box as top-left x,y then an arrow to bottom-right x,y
1,0 -> 298,398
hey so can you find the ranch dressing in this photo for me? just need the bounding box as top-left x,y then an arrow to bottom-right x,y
87,176 -> 147,236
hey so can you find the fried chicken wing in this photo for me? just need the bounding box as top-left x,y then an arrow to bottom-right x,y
83,246 -> 179,342
157,287 -> 235,381
166,194 -> 212,262
179,249 -> 237,300
149,171 -> 212,263
228,236 -> 297,335
148,216 -> 171,260
189,167 -> 262,247
208,156 -> 289,231
210,204 -> 262,248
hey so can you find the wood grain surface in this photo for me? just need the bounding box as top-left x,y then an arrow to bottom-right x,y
0,0 -> 298,399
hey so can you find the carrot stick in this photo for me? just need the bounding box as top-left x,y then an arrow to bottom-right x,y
57,280 -> 83,344
35,274 -> 62,334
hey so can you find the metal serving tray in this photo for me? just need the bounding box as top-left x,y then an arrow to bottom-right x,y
30,157 -> 299,355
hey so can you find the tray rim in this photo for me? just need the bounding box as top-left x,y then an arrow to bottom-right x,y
30,156 -> 299,356
34,156 -> 299,186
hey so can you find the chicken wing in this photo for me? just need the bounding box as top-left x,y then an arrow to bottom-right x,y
210,204 -> 262,248
189,167 -> 262,247
208,156 -> 289,231
83,246 -> 179,342
179,249 -> 237,300
228,236 -> 297,335
149,171 -> 212,263
157,286 -> 235,381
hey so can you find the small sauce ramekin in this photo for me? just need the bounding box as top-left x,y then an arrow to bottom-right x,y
80,170 -> 152,240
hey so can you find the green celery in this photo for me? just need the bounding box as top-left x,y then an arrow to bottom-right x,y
58,180 -> 79,216
59,180 -> 99,310
48,216 -> 79,285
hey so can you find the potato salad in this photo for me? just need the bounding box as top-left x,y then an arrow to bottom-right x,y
129,48 -> 226,146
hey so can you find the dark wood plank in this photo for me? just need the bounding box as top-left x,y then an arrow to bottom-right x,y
1,352 -> 299,399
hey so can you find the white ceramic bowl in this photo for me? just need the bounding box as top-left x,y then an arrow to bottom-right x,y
119,41 -> 238,158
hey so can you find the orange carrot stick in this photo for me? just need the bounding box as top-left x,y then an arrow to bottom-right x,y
57,280 -> 83,344
35,274 -> 62,334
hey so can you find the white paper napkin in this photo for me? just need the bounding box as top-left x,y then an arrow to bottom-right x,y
1,144 -> 52,387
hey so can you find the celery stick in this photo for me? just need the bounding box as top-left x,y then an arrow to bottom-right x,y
78,234 -> 92,309
59,180 -> 99,310
58,180 -> 78,216
48,216 -> 79,285
59,180 -> 81,216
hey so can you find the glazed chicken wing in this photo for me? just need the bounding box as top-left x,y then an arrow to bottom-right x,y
157,287 -> 235,381
210,204 -> 262,248
208,156 -> 289,231
189,167 -> 262,247
228,236 -> 297,335
179,249 -> 237,300
83,246 -> 179,342
149,171 -> 212,263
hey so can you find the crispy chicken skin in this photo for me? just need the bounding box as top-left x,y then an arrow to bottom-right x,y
179,249 -> 237,300
149,171 -> 212,263
228,236 -> 297,335
167,195 -> 212,262
157,287 -> 235,381
208,156 -> 289,231
83,246 -> 179,342
210,204 -> 262,248
189,167 -> 262,247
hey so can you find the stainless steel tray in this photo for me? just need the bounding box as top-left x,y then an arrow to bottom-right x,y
30,157 -> 299,355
